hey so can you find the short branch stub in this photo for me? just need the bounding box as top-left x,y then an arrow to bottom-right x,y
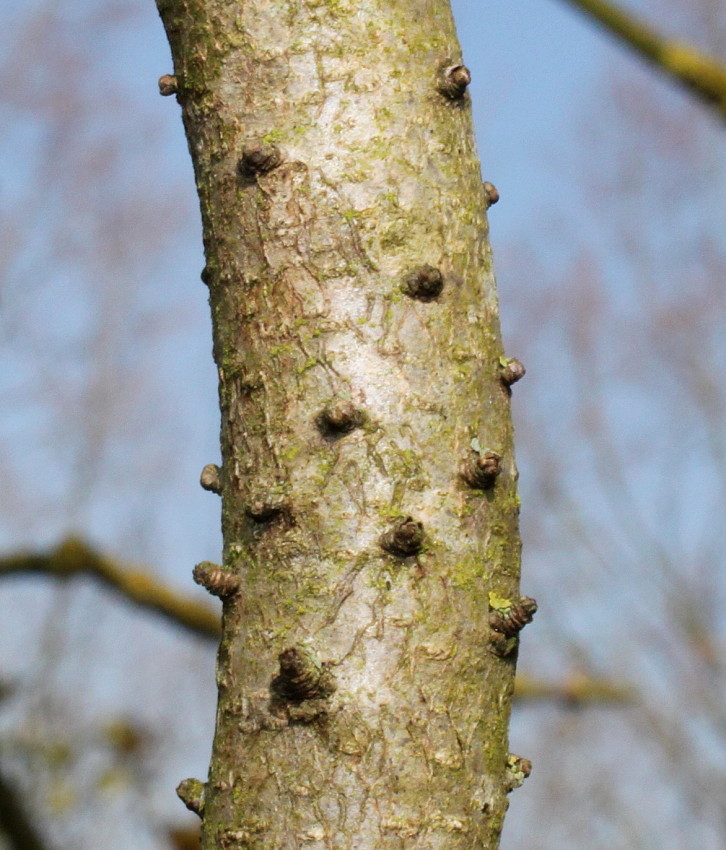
461,450 -> 501,490
158,74 -> 178,96
271,646 -> 336,702
400,265 -> 444,301
238,142 -> 283,178
500,357 -> 526,387
316,400 -> 365,436
504,754 -> 532,793
438,63 -> 471,99
380,516 -> 425,557
193,562 -> 240,599
245,497 -> 287,523
176,777 -> 205,817
489,596 -> 538,638
483,181 -> 500,207
200,463 -> 222,494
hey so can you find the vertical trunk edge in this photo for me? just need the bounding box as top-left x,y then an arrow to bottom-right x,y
156,0 -> 527,847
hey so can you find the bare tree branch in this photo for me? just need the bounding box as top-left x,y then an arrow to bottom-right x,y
514,672 -> 634,706
557,0 -> 726,120
0,538 -> 221,640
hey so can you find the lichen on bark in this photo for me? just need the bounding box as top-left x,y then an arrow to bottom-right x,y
155,0 -> 527,846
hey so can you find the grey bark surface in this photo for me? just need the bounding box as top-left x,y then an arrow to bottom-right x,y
155,0 -> 527,847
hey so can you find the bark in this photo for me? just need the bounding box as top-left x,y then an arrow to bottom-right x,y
154,1 -> 528,847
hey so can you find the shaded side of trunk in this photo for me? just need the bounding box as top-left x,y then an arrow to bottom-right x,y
156,0 -> 526,847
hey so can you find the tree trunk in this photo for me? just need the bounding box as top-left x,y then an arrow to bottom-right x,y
155,1 -> 528,847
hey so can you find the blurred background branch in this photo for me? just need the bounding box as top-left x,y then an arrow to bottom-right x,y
557,0 -> 726,119
0,539 -> 221,640
513,672 -> 635,706
0,765 -> 50,850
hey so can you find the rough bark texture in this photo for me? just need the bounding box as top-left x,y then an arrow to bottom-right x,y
155,1 -> 526,847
